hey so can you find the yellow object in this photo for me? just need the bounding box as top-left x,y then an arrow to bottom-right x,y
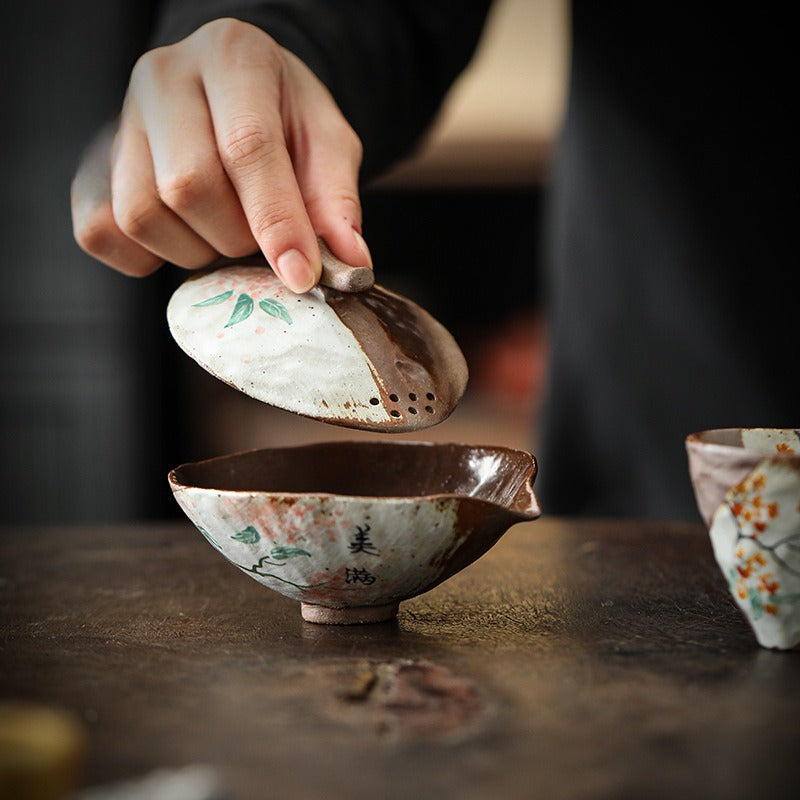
0,703 -> 87,800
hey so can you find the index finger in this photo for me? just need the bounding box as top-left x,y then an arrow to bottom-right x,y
201,40 -> 320,293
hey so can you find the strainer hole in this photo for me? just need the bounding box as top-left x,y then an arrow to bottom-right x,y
390,410 -> 401,418
369,397 -> 379,405
426,392 -> 435,401
389,393 -> 399,402
408,407 -> 417,415
425,406 -> 434,414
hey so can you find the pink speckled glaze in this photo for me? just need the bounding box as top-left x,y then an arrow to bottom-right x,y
169,441 -> 540,624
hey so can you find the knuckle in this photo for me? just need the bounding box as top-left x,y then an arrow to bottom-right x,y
248,203 -> 295,244
157,166 -> 213,212
113,195 -> 163,240
128,259 -> 162,278
73,206 -> 163,277
322,112 -> 363,165
204,17 -> 280,65
128,53 -> 149,87
338,189 -> 362,218
217,235 -> 258,259
113,253 -> 162,278
343,125 -> 363,164
73,207 -> 115,257
203,16 -> 252,43
129,47 -> 170,89
220,120 -> 279,171
171,251 -> 218,271
304,188 -> 361,222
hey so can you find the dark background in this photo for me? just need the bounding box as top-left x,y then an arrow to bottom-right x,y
0,2 -> 542,525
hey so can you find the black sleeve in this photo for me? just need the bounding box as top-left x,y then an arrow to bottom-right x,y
147,0 -> 492,182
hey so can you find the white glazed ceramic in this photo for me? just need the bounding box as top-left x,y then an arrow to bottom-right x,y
686,428 -> 800,649
166,265 -> 467,432
168,441 -> 540,624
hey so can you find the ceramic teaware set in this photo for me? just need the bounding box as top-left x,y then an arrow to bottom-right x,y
167,246 -> 540,625
166,246 -> 799,647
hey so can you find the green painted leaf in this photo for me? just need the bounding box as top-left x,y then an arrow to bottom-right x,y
270,546 -> 311,560
192,290 -> 233,307
225,293 -> 254,327
259,298 -> 292,325
231,525 -> 260,544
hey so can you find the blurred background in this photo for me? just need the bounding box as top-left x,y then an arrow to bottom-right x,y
0,0 -> 568,525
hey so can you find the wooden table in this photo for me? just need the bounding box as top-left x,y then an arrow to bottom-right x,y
2,519 -> 798,799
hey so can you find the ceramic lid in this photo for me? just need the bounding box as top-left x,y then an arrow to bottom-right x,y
166,266 -> 468,432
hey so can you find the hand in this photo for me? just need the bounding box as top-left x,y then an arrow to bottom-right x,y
71,18 -> 372,293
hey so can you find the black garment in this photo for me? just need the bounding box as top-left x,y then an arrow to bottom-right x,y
148,2 -> 797,520
539,5 -> 797,519
149,0 -> 492,182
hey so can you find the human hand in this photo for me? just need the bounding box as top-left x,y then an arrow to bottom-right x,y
71,18 -> 372,293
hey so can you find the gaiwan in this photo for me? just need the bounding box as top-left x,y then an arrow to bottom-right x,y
169,441 -> 540,624
167,258 -> 540,624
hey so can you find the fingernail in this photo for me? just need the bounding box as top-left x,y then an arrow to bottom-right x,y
353,230 -> 373,269
276,249 -> 315,293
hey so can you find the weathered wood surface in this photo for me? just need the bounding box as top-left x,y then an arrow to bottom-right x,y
1,519 -> 798,799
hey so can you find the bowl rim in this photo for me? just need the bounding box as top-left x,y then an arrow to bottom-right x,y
167,439 -> 540,517
685,427 -> 800,458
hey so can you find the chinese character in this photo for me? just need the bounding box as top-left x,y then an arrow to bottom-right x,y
348,524 -> 379,556
345,567 -> 377,585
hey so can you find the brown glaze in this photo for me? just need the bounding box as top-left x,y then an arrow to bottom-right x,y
169,441 -> 538,517
323,286 -> 468,432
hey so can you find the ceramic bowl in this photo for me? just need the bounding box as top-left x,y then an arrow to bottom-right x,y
686,428 -> 800,649
168,441 -> 540,624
